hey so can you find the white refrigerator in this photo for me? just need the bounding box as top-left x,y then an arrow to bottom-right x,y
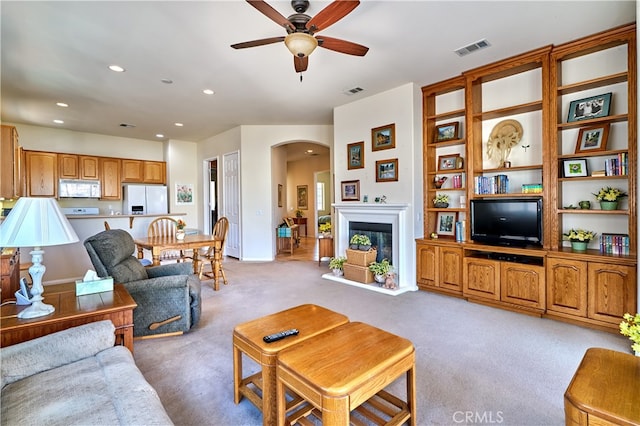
122,185 -> 168,215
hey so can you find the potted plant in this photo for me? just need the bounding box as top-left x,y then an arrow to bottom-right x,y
295,209 -> 304,218
368,259 -> 392,283
176,219 -> 187,240
619,313 -> 640,356
563,228 -> 595,252
593,186 -> 627,210
319,222 -> 331,236
328,256 -> 346,276
349,234 -> 371,251
433,193 -> 449,208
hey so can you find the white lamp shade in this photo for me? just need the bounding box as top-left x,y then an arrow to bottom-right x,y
284,33 -> 318,58
0,197 -> 79,248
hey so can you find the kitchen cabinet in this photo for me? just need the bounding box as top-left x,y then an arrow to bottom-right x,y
100,157 -> 121,200
25,150 -> 57,197
59,154 -> 99,180
121,160 -> 144,182
143,161 -> 166,184
1,248 -> 20,303
0,125 -> 21,199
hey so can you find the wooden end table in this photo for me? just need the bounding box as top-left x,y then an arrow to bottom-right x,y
318,235 -> 334,265
0,282 -> 137,353
564,347 -> 640,425
277,321 -> 416,426
233,304 -> 349,426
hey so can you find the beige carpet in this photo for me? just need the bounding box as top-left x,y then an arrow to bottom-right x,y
132,258 -> 630,426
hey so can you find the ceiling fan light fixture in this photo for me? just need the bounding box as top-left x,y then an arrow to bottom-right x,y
284,32 -> 318,58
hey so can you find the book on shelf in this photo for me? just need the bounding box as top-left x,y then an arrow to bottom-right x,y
591,170 -> 606,177
599,233 -> 629,255
521,183 -> 542,194
604,153 -> 628,176
474,174 -> 509,195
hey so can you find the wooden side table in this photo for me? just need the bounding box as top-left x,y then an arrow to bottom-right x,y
233,304 -> 349,426
277,321 -> 416,426
564,347 -> 640,425
292,217 -> 307,236
0,282 -> 137,353
318,235 -> 334,266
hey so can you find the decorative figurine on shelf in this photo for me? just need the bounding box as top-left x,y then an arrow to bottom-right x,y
382,272 -> 397,290
374,195 -> 387,204
434,176 -> 448,189
486,119 -> 523,168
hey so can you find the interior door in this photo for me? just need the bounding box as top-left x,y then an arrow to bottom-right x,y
223,151 -> 240,258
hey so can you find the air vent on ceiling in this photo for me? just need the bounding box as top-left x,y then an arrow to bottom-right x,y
343,86 -> 364,96
454,39 -> 491,57
119,123 -> 136,128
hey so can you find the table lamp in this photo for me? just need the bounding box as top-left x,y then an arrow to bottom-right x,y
0,197 -> 79,318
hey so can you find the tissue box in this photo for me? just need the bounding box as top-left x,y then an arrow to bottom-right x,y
75,277 -> 114,296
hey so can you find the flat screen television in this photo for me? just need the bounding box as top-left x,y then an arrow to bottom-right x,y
470,198 -> 543,247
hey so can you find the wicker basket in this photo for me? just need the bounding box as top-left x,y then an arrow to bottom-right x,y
343,263 -> 374,284
345,248 -> 377,267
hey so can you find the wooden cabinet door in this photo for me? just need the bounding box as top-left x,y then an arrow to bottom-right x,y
121,159 -> 143,182
59,154 -> 79,179
416,243 -> 436,288
79,156 -> 99,180
546,258 -> 587,317
143,161 -> 166,184
25,151 -> 57,197
463,257 -> 500,300
501,262 -> 545,310
588,262 -> 637,324
439,246 -> 462,291
0,125 -> 19,199
100,158 -> 121,200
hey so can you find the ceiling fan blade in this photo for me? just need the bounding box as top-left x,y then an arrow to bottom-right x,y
294,56 -> 308,73
231,36 -> 285,49
317,36 -> 369,56
306,0 -> 360,33
247,0 -> 294,31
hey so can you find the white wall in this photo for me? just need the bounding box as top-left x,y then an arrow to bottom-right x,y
166,139 -> 198,223
333,83 -> 422,286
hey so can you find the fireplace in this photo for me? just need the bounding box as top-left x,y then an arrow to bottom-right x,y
324,203 -> 417,295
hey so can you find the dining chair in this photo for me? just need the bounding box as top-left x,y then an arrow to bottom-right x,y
147,217 -> 189,262
104,221 -> 111,230
198,216 -> 229,284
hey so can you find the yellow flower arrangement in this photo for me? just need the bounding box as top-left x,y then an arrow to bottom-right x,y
593,186 -> 627,202
619,313 -> 640,354
319,223 -> 331,233
176,219 -> 186,230
563,228 -> 595,242
433,194 -> 449,205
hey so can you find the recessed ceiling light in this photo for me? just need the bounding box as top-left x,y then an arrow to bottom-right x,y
161,78 -> 173,84
108,64 -> 125,72
306,150 -> 314,153
203,89 -> 215,95
56,102 -> 68,107
53,119 -> 64,124
174,123 -> 184,127
156,134 -> 164,138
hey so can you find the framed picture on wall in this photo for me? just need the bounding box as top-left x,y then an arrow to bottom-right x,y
376,158 -> 398,182
176,184 -> 194,205
575,124 -> 609,153
347,141 -> 364,169
567,92 -> 612,122
296,185 -> 308,209
436,211 -> 457,237
371,123 -> 395,151
434,122 -> 459,142
341,180 -> 360,201
563,159 -> 588,178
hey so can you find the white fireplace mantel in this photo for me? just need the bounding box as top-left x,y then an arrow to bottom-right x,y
324,203 -> 417,295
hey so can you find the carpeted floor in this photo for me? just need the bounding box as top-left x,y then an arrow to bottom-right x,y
133,258 -> 631,426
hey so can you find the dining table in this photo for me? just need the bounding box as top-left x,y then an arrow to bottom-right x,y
133,234 -> 225,290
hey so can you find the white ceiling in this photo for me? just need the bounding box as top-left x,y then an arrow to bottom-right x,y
1,1 -> 635,144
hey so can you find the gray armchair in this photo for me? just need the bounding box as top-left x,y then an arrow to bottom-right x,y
84,229 -> 201,337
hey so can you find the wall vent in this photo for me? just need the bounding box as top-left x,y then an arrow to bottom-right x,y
343,86 -> 364,96
454,39 -> 491,57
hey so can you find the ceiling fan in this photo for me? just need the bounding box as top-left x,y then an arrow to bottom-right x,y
231,0 -> 369,74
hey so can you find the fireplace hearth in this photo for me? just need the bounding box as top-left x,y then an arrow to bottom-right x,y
323,203 -> 417,295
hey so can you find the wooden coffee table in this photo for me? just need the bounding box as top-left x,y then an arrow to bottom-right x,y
233,304 -> 349,426
0,282 -> 137,353
276,321 -> 416,426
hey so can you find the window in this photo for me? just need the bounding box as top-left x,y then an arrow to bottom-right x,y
316,182 -> 325,211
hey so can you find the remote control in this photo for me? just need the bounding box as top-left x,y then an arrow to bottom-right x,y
263,328 -> 299,343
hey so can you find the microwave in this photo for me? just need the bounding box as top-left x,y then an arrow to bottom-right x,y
59,179 -> 101,198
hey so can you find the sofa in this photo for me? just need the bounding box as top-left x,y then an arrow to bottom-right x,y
84,229 -> 201,337
1,320 -> 173,425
